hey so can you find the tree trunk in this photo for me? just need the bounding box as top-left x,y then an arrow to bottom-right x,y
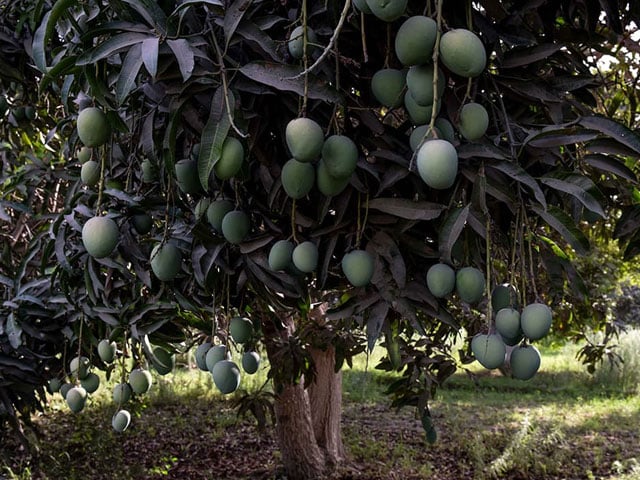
273,382 -> 326,480
262,308 -> 345,479
308,345 -> 345,467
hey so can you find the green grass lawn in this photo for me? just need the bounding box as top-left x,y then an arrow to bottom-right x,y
3,337 -> 640,479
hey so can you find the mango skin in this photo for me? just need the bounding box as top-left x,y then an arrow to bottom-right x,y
286,118 -> 324,163
77,107 -> 111,147
416,139 -> 458,190
342,250 -> 375,287
439,29 -> 487,78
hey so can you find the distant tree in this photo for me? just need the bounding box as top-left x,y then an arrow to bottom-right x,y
2,0 -> 640,477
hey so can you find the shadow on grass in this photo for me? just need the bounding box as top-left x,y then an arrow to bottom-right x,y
4,392 -> 279,480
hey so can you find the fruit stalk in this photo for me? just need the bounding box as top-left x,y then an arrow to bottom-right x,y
360,10 -> 368,63
290,199 -> 299,244
301,0 -> 309,116
485,207 -> 492,329
76,315 -> 84,384
523,207 -> 539,300
428,0 -> 444,134
96,146 -> 106,215
291,0 -> 352,79
211,34 -> 245,138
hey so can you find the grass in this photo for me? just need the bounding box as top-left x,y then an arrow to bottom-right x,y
3,335 -> 640,479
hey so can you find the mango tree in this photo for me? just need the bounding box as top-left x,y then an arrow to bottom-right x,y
2,0 -> 640,478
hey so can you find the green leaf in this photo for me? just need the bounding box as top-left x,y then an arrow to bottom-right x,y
45,0 -> 77,43
583,153 -> 637,182
224,0 -> 252,51
39,56 -> 78,91
472,170 -> 488,215
167,39 -> 194,82
366,302 -> 389,353
501,43 -> 561,68
76,32 -> 151,65
169,0 -> 223,16
239,62 -> 341,103
367,198 -> 445,221
235,20 -> 282,61
501,79 -> 561,103
580,115 -> 640,155
162,98 -> 189,173
32,10 -> 50,72
613,205 -> 640,241
540,175 -> 605,218
487,160 -> 547,208
32,0 -> 77,72
530,205 -> 589,255
123,0 -> 167,36
438,204 -> 469,263
141,37 -> 159,78
457,142 -> 508,160
586,138 -> 639,158
524,126 -> 598,148
198,89 -> 232,190
7,313 -> 23,349
116,42 -> 144,104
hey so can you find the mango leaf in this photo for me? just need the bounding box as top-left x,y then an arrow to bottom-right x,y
76,32 -> 151,65
239,62 -> 341,103
162,97 -> 190,171
540,176 -> 605,218
366,301 -> 389,352
550,75 -> 598,92
6,313 -> 22,349
583,153 -> 637,182
579,115 -> 640,155
457,142 -> 508,160
171,0 -> 223,15
471,170 -> 488,215
198,88 -> 232,190
116,42 -> 144,104
141,37 -> 159,78
370,231 -> 406,289
487,160 -> 547,208
524,126 -> 598,148
599,0 -> 623,33
45,0 -> 77,43
167,39 -> 195,82
530,205 -> 589,255
586,138 -> 639,157
377,165 -> 410,194
141,109 -> 156,160
367,198 -> 445,221
235,19 -> 281,61
501,43 -> 561,68
31,11 -> 51,72
224,0 -> 252,51
32,0 -> 77,72
39,56 -> 77,91
438,204 -> 469,263
501,80 -> 561,103
613,205 -> 640,241
622,229 -> 640,260
123,0 -> 167,36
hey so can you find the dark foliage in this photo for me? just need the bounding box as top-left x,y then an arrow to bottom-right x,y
1,0 -> 640,451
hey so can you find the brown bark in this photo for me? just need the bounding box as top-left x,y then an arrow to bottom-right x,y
273,382 -> 326,480
308,345 -> 345,467
263,311 -> 328,480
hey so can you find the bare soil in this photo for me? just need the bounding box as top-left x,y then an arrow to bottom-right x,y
3,394 -> 640,480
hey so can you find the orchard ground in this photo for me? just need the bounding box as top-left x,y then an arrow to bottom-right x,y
3,336 -> 640,480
